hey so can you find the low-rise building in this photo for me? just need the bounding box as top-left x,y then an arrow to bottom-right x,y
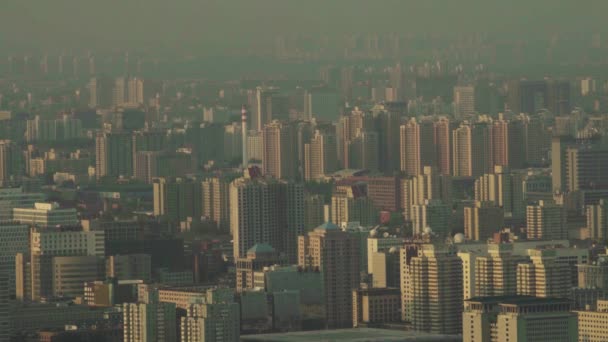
576,299 -> 608,342
13,202 -> 78,227
463,296 -> 577,342
352,287 -> 400,327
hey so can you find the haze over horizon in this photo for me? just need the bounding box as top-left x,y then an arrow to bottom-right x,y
2,0 -> 607,52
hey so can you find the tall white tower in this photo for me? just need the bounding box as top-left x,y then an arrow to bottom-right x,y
242,105 -> 248,168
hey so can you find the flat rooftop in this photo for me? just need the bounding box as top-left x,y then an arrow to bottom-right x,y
466,295 -> 570,305
240,328 -> 461,342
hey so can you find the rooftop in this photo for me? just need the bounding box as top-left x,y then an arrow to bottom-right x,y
240,328 -> 461,342
316,222 -> 339,231
247,243 -> 276,254
466,295 -> 570,306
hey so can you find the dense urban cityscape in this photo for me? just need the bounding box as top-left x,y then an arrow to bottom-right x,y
2,2 -> 608,342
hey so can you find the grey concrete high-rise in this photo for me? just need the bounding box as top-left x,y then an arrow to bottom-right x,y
202,176 -> 232,231
526,200 -> 567,240
298,222 -> 360,329
464,201 -> 504,241
95,131 -> 133,179
262,121 -> 297,180
230,177 -> 304,263
304,129 -> 337,181
401,242 -> 462,334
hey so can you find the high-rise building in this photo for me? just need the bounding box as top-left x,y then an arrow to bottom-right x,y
202,177 -> 231,231
25,114 -> 82,142
247,131 -> 264,163
565,143 -> 608,191
517,248 -> 571,298
546,79 -> 571,116
133,151 -> 161,183
123,301 -> 177,342
106,254 -> 152,282
304,86 -> 340,122
411,199 -> 451,236
525,114 -> 550,167
153,177 -> 202,224
88,77 -> 114,108
298,222 -> 360,329
230,177 -> 303,263
337,108 -> 373,169
52,255 -> 106,298
401,243 -> 462,334
132,130 -> 166,154
304,130 -> 337,181
474,243 -> 529,297
463,296 -> 577,342
112,77 -> 126,107
401,166 -> 452,221
239,105 -> 249,168
0,222 -> 28,302
22,227 -> 104,301
474,79 -> 501,115
347,176 -> 403,212
369,248 -> 401,289
0,270 -> 9,342
304,194 -> 326,231
81,218 -> 140,243
526,200 -> 567,240
252,87 -> 279,132
180,289 -> 240,342
0,140 -> 22,185
551,135 -> 576,192
452,123 -> 490,178
458,251 -> 478,300
223,122 -> 243,164
507,118 -> 527,169
262,121 -> 296,180
474,166 -> 525,220
507,80 -> 547,115
127,77 -> 144,105
95,131 -> 133,179
434,117 -> 452,175
349,130 -> 380,172
508,79 -> 571,116
374,109 -> 401,173
367,232 -> 403,288
400,118 -> 435,176
400,118 -> 421,176
464,201 -> 504,241
577,253 -> 608,290
490,116 -> 509,168
586,199 -> 608,239
25,115 -> 83,142
253,264 -> 324,312
580,77 -> 597,96
330,183 -> 377,227
132,130 -> 166,178
294,121 -> 314,176
26,115 -> 55,142
453,85 -> 475,118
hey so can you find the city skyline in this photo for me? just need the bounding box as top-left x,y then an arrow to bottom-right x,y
2,2 -> 608,342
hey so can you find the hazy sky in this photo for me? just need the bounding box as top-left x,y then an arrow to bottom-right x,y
2,1 -> 606,51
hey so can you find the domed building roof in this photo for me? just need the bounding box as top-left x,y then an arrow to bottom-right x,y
453,233 -> 465,243
247,243 -> 275,254
316,222 -> 339,231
